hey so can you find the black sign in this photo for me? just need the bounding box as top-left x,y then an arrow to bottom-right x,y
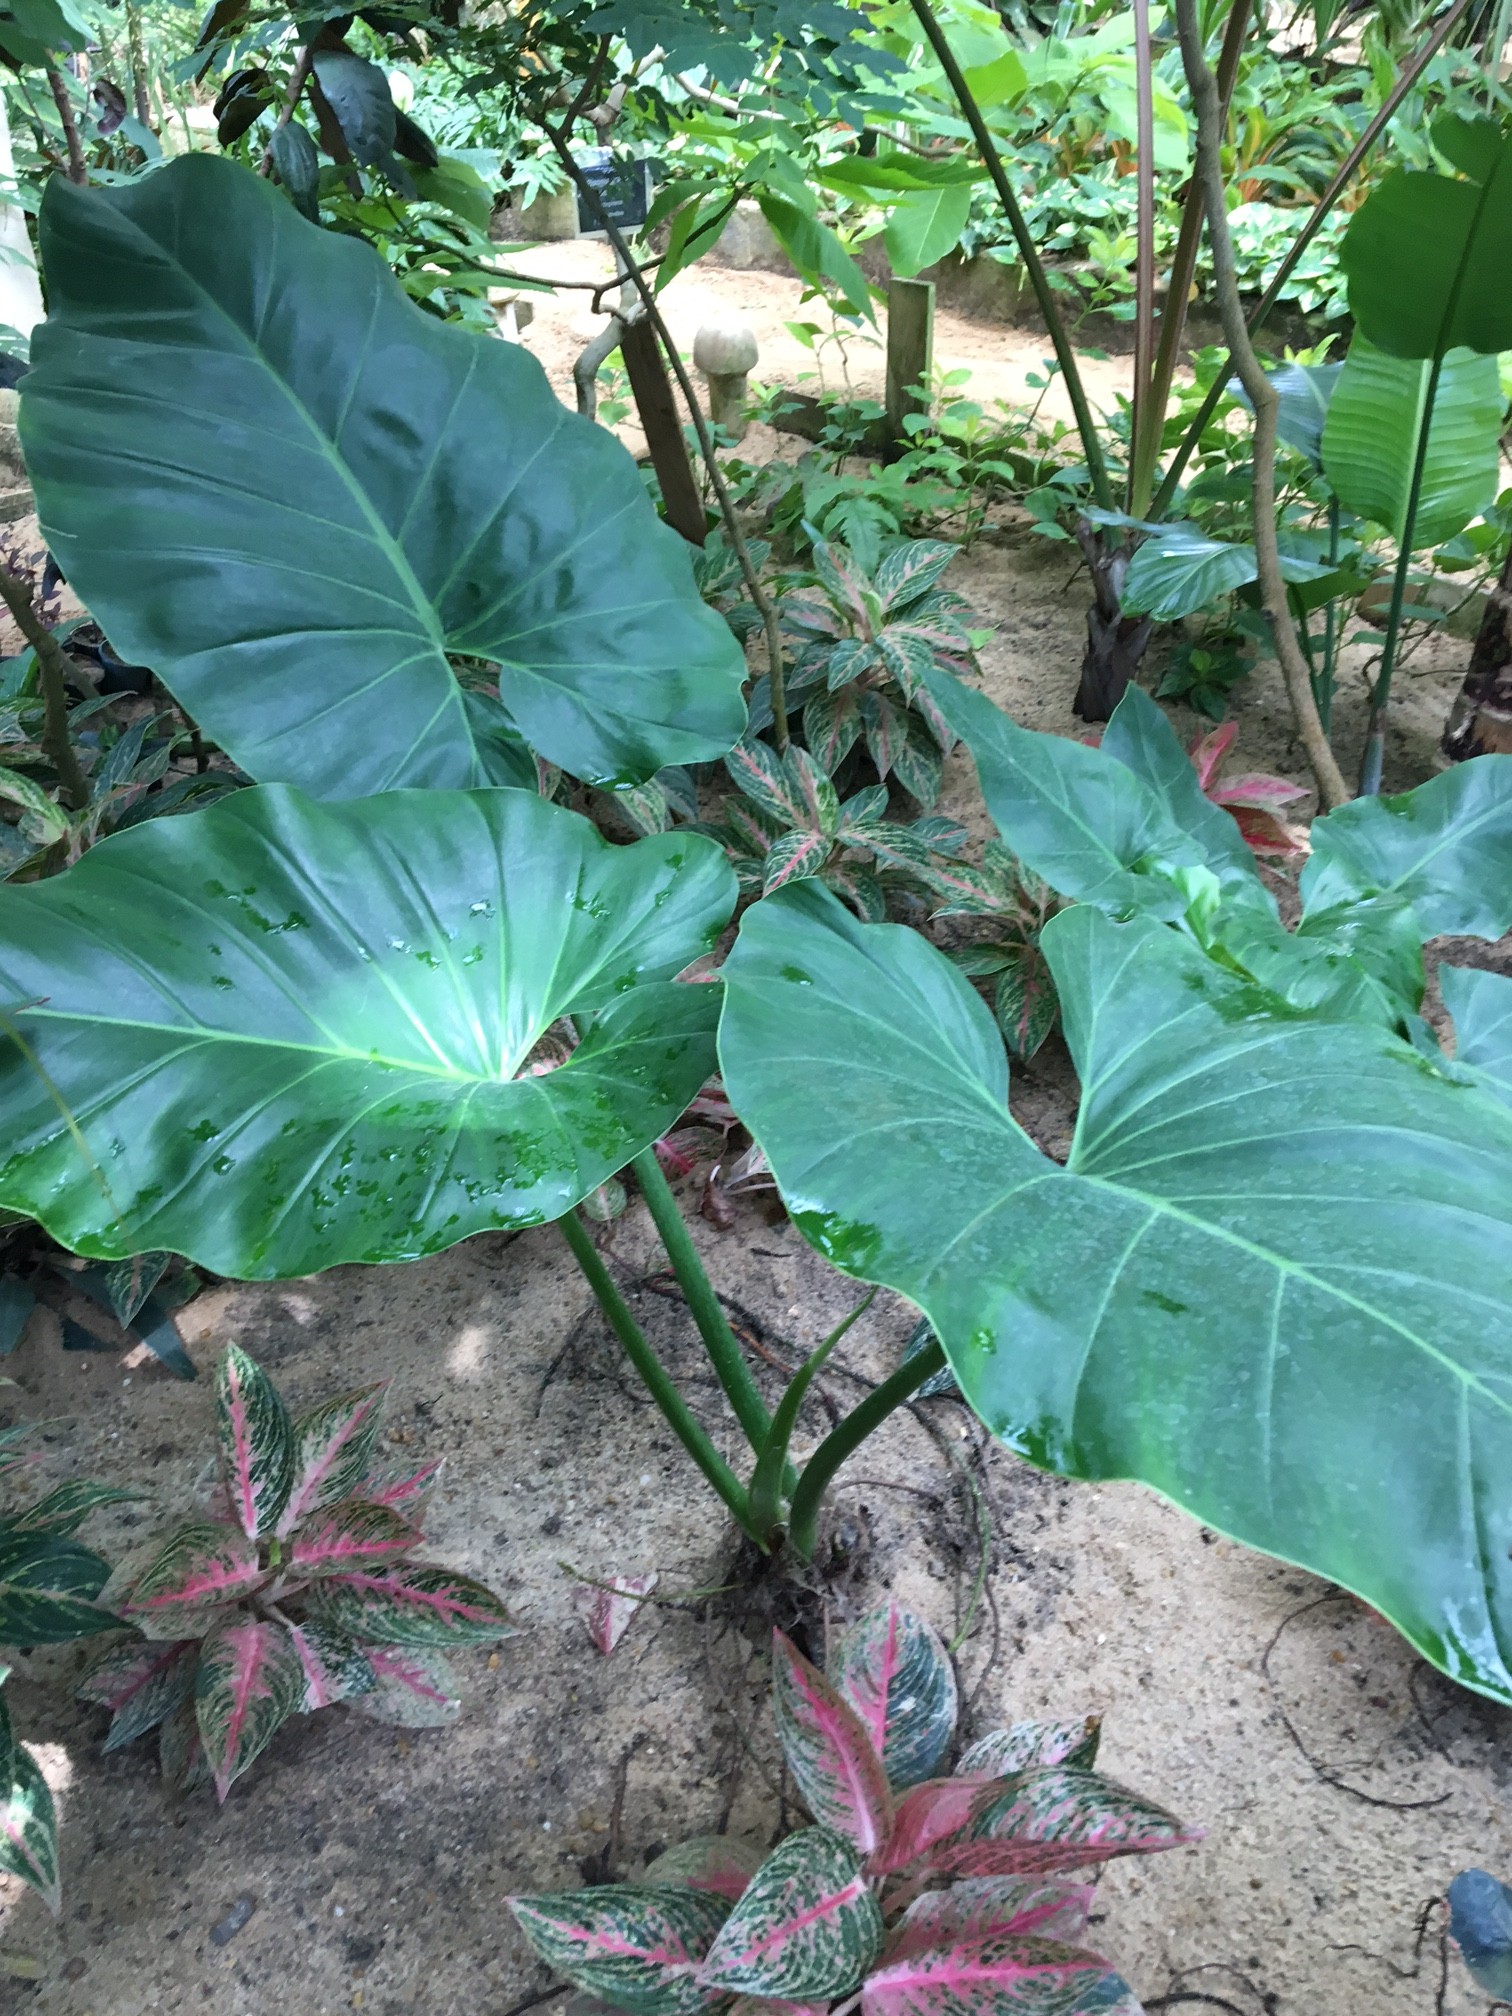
574,148 -> 652,232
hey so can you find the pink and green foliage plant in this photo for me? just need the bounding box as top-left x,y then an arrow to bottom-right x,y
509,1600 -> 1198,2016
77,1344 -> 515,1802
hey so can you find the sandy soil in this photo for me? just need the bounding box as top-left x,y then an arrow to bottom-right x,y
1,250 -> 1507,2016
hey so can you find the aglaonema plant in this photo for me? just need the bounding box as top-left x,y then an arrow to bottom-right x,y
510,1601 -> 1194,2016
78,1345 -> 514,1801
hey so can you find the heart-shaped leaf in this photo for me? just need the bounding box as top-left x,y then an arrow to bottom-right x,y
284,1619 -> 377,1711
0,1529 -> 112,1642
699,1828 -> 882,1999
829,1601 -> 957,1791
772,1629 -> 894,1853
306,1562 -> 515,1647
77,1638 -> 198,1751
347,1645 -> 461,1726
645,1836 -> 766,1902
21,155 -> 747,794
215,1344 -> 294,1541
920,1768 -> 1198,1879
195,1616 -> 305,1801
718,882 -> 1512,1702
0,785 -> 735,1277
1442,967 -> 1512,1110
956,1720 -> 1102,1779
277,1383 -> 389,1534
117,1519 -> 267,1638
288,1500 -> 418,1577
510,1884 -> 732,2015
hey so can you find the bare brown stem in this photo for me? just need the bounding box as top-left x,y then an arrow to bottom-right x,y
45,66 -> 87,185
543,114 -> 790,749
0,570 -> 88,809
257,40 -> 316,178
1173,0 -> 1350,811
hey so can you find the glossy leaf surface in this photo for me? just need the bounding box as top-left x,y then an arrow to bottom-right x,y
285,1619 -> 377,1711
510,1884 -> 732,2016
117,1520 -> 267,1638
773,1628 -> 894,1853
862,1931 -> 1105,2016
1443,967 -> 1512,1110
699,1828 -> 882,1999
0,1529 -> 112,1641
278,1383 -> 388,1534
0,786 -> 735,1276
215,1343 -> 294,1540
956,1721 -> 1101,1779
22,156 -> 746,793
195,1617 -> 305,1801
306,1562 -> 515,1647
719,882 -> 1512,1701
920,1767 -> 1196,1878
645,1836 -> 766,1902
829,1601 -> 957,1791
288,1500 -> 419,1577
885,1878 -> 1093,1960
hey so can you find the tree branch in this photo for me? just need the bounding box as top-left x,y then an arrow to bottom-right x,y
1172,0 -> 1350,810
45,66 -> 87,186
0,571 -> 88,810
258,39 -> 316,178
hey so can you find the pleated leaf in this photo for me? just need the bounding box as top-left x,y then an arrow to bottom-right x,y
288,1501 -> 419,1578
277,1382 -> 389,1534
699,1828 -> 883,1999
195,1617 -> 305,1801
306,1562 -> 515,1647
645,1836 -> 766,1902
829,1601 -> 957,1790
77,1637 -> 198,1750
347,1644 -> 461,1726
215,1344 -> 294,1541
772,1629 -> 894,1854
21,156 -> 746,795
510,1884 -> 732,2016
0,785 -> 735,1277
1320,335 -> 1501,549
117,1519 -> 267,1638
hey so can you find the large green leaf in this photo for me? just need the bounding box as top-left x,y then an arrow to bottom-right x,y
0,785 -> 735,1276
1341,115 -> 1512,360
1320,336 -> 1502,550
1442,965 -> 1512,1110
1300,755 -> 1512,937
718,882 -> 1512,1701
1121,523 -> 1331,623
20,154 -> 746,796
883,186 -> 972,278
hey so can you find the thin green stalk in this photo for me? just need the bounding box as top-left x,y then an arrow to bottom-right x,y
748,1289 -> 875,1543
1318,494 -> 1341,736
906,0 -> 1113,511
1359,354 -> 1443,795
1127,0 -> 1157,517
788,1336 -> 947,1561
557,1208 -> 762,1546
631,1147 -> 774,1453
1152,0 -> 1475,520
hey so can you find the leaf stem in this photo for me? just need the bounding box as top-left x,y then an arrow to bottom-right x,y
748,1287 -> 875,1543
906,0 -> 1112,512
0,570 -> 87,810
788,1335 -> 947,1561
630,1147 -> 773,1454
258,39 -> 316,178
1359,353 -> 1443,795
557,1208 -> 763,1547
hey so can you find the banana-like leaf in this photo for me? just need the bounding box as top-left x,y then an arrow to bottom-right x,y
956,1721 -> 1101,1778
885,1878 -> 1094,1960
861,1931 -> 1108,2016
215,1344 -> 294,1541
829,1601 -> 957,1791
77,1638 -> 198,1750
1301,756 -> 1512,939
284,1619 -> 376,1711
1320,336 -> 1502,549
288,1500 -> 419,1577
118,1520 -> 267,1639
0,1738 -> 59,1912
920,1768 -> 1196,1880
305,1562 -> 515,1646
1442,967 -> 1512,1110
277,1382 -> 389,1534
195,1617 -> 305,1801
772,1629 -> 894,1854
645,1836 -> 766,1902
1342,114 -> 1512,359
0,1527 -> 113,1642
510,1884 -> 732,2016
718,882 -> 1512,1703
699,1828 -> 883,1999
347,1644 -> 460,1726
0,785 -> 735,1277
21,155 -> 746,796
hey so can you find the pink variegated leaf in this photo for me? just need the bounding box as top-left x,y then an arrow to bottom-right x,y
994,944 -> 1059,1062
728,1998 -> 829,2016
830,1601 -> 957,1790
366,1456 -> 444,1529
284,1619 -> 376,1712
1210,771 -> 1309,810
763,830 -> 832,894
804,687 -> 863,773
783,746 -> 840,838
773,1629 -> 894,1855
821,861 -> 887,923
912,687 -> 956,759
305,1561 -> 516,1647
118,1519 -> 268,1638
77,1637 -> 198,1751
276,1380 -> 388,1534
287,1500 -> 420,1578
511,1883 -> 732,2016
726,741 -> 809,828
726,799 -> 779,857
862,692 -> 906,780
347,1644 -> 460,1726
957,1719 -> 1102,1780
1189,722 -> 1237,794
577,1572 -> 659,1656
811,540 -> 877,629
861,1931 -> 1110,2016
871,1777 -> 993,1876
923,1767 -> 1199,1879
214,1343 -> 295,1540
892,718 -> 943,810
195,1617 -> 305,1802
1223,804 -> 1311,861
781,596 -> 846,642
883,1879 -> 1094,1963
0,1739 -> 59,1912
158,1696 -> 212,1794
645,1835 -> 765,1901
699,1826 -> 882,1999
876,542 -> 959,613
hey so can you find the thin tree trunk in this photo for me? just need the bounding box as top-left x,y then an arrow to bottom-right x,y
125,0 -> 152,129
1443,542 -> 1512,759
45,66 -> 86,185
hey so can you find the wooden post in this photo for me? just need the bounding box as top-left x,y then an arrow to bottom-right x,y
618,316 -> 707,547
885,277 -> 935,453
